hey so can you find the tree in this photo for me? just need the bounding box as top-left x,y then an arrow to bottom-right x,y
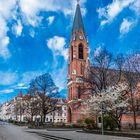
14,99 -> 25,122
82,47 -> 140,130
28,73 -> 59,123
24,96 -> 40,122
81,48 -> 125,128
123,54 -> 140,130
114,54 -> 125,82
82,83 -> 128,130
82,48 -> 121,95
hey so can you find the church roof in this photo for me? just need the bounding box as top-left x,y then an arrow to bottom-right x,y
72,3 -> 85,33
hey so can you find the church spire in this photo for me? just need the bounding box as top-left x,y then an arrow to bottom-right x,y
72,2 -> 85,34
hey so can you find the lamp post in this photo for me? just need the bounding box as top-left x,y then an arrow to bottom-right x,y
101,102 -> 104,135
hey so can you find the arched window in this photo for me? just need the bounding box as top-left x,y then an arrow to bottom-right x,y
71,46 -> 73,61
78,44 -> 84,59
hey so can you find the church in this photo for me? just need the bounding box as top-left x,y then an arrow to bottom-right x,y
67,1 -> 140,129
67,1 -> 89,123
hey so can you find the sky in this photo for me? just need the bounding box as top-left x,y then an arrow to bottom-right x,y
0,0 -> 140,103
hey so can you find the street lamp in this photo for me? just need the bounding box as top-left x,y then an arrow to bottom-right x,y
101,102 -> 104,135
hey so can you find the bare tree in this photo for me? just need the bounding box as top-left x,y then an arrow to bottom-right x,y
24,96 -> 40,122
29,73 -> 59,123
82,48 -> 120,95
81,48 -> 126,128
114,54 -> 125,82
123,54 -> 140,130
14,99 -> 25,122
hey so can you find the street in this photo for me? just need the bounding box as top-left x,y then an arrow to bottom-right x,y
0,122 -> 42,140
0,123 -> 139,140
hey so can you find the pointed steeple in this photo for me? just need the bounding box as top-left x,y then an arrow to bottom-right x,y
72,3 -> 85,33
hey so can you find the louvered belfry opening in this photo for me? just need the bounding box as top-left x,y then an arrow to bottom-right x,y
79,44 -> 84,59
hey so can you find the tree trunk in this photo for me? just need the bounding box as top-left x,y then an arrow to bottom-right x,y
133,108 -> 137,130
41,115 -> 43,123
43,114 -> 46,123
31,114 -> 33,122
130,90 -> 137,130
20,114 -> 21,123
117,120 -> 122,131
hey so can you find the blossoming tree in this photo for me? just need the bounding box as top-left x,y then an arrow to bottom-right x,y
82,83 -> 128,130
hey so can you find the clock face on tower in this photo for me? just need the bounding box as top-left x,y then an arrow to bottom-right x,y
72,69 -> 76,75
79,35 -> 83,40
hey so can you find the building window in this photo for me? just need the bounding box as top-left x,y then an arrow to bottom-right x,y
50,119 -> 52,122
78,44 -> 84,59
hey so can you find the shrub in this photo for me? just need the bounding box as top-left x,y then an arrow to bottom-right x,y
103,115 -> 117,130
77,119 -> 83,124
84,118 -> 95,129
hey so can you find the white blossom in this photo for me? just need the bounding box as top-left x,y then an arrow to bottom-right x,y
82,83 -> 128,116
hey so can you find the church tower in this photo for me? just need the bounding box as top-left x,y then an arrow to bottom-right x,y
67,1 -> 89,123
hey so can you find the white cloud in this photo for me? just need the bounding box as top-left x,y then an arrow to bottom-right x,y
29,29 -> 35,38
0,0 -> 17,19
19,0 -> 87,26
47,36 -> 68,61
0,71 -> 18,86
0,71 -> 44,93
94,47 -> 102,58
0,0 -> 17,59
47,16 -> 55,25
13,20 -> 23,37
13,83 -> 29,90
0,18 -> 10,59
120,18 -> 135,36
97,0 -> 134,26
21,71 -> 43,84
51,63 -> 67,91
130,0 -> 140,16
0,89 -> 14,94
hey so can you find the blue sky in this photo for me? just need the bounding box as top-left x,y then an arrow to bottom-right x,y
0,0 -> 140,103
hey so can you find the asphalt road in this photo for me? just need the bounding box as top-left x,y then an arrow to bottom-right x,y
0,122 -> 42,140
0,123 -> 139,140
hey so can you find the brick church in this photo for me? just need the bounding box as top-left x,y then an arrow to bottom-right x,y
67,2 -> 89,123
67,1 -> 140,127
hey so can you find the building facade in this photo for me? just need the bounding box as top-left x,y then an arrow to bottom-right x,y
0,92 -> 67,123
34,99 -> 67,123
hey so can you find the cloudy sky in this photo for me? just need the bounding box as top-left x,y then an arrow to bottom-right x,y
0,0 -> 140,103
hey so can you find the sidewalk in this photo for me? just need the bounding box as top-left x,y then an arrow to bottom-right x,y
77,129 -> 140,138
